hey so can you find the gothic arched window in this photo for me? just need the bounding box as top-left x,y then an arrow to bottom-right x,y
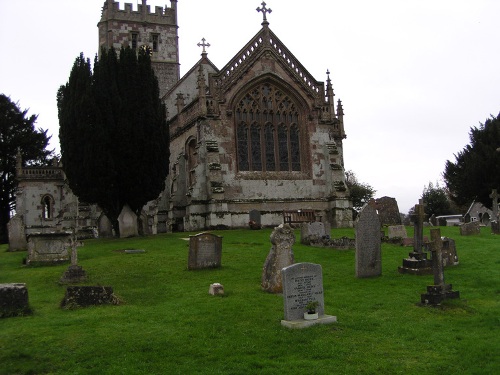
235,83 -> 301,172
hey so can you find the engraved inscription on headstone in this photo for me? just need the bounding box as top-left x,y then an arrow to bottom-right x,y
282,263 -> 324,321
188,232 -> 222,270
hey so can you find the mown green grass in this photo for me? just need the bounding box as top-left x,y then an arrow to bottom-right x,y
0,226 -> 499,374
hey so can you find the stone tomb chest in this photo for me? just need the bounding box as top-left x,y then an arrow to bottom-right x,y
26,232 -> 72,265
188,232 -> 222,270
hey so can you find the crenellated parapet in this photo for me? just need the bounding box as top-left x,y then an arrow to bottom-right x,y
101,0 -> 177,24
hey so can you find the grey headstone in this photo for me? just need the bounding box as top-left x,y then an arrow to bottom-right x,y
98,213 -> 113,238
441,237 -> 459,266
387,225 -> 408,239
7,214 -> 27,251
281,263 -> 324,321
249,210 -> 261,225
188,232 -> 222,270
355,204 -> 382,278
26,233 -> 71,265
0,283 -> 31,318
300,222 -> 326,244
261,224 -> 295,293
459,221 -> 481,236
118,205 -> 138,238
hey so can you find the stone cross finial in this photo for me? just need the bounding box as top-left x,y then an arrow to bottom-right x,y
256,1 -> 272,23
197,38 -> 210,54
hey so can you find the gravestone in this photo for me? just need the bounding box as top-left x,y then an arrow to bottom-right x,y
398,201 -> 432,275
26,232 -> 71,265
441,237 -> 459,267
249,209 -> 261,229
420,229 -> 460,305
98,213 -> 113,238
7,214 -> 27,251
61,286 -> 119,308
261,224 -> 295,293
281,262 -> 336,328
118,205 -> 138,238
209,283 -> 224,295
490,189 -> 499,234
59,231 -> 86,284
368,196 -> 402,225
459,221 -> 480,236
0,283 -> 31,318
188,232 -> 222,270
355,204 -> 382,278
387,225 -> 408,239
300,221 -> 326,244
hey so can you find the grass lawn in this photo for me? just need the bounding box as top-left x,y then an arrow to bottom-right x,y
0,226 -> 499,374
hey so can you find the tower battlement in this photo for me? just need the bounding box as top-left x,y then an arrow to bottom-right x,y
101,0 -> 177,24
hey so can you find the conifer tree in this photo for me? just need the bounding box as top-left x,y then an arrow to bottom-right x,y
58,47 -> 169,236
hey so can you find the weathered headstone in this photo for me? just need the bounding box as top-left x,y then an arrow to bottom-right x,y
300,221 -> 326,244
281,262 -> 336,328
118,205 -> 138,238
398,201 -> 432,275
441,237 -> 459,267
387,225 -> 408,239
261,224 -> 295,293
420,229 -> 460,305
7,214 -> 27,251
249,209 -> 261,229
60,231 -> 86,284
459,221 -> 480,236
98,213 -> 114,238
490,189 -> 499,234
26,233 -> 72,265
0,283 -> 31,318
61,286 -> 119,308
209,283 -> 224,295
188,232 -> 222,270
355,204 -> 382,278
368,196 -> 402,225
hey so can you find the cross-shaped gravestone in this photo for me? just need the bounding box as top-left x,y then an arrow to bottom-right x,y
197,37 -> 210,54
67,229 -> 84,267
490,189 -> 499,220
256,1 -> 272,23
429,228 -> 445,289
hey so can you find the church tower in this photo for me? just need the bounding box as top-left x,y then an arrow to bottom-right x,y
97,0 -> 180,97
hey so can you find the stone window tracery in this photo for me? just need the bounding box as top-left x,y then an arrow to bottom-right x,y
235,83 -> 301,172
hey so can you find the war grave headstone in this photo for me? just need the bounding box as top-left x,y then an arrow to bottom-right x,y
441,237 -> 459,267
459,221 -> 480,236
300,221 -> 326,245
281,262 -> 337,329
26,232 -> 72,265
490,189 -> 499,234
7,214 -> 27,251
355,204 -> 382,278
118,204 -> 138,238
249,209 -> 262,229
61,286 -> 119,308
0,283 -> 31,318
420,229 -> 460,305
261,224 -> 295,293
398,200 -> 432,275
188,232 -> 222,270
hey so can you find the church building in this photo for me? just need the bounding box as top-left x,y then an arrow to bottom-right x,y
11,0 -> 352,241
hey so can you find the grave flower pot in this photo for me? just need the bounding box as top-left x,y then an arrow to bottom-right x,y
304,311 -> 319,320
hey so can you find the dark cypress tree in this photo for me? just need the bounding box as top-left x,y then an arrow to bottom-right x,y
58,48 -> 169,236
444,113 -> 500,208
0,94 -> 53,243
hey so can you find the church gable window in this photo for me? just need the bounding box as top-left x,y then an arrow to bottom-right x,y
235,83 -> 301,173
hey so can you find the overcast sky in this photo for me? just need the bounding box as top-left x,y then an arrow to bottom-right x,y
1,0 -> 499,214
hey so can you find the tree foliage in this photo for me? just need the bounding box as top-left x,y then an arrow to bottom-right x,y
0,94 -> 53,242
421,181 -> 452,217
345,170 -> 376,211
443,113 -> 500,209
57,47 -> 169,236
